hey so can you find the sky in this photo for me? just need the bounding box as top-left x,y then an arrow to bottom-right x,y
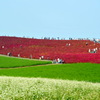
0,0 -> 100,39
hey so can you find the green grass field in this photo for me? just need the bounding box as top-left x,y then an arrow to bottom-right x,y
0,56 -> 100,83
0,55 -> 52,68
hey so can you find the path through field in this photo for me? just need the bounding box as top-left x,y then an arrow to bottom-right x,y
0,63 -> 58,69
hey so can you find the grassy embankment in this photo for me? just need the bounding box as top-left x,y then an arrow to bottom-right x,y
0,55 -> 52,68
0,76 -> 100,100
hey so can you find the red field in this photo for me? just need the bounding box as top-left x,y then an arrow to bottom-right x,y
0,36 -> 100,63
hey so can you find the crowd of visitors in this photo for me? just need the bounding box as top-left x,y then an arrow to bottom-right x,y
52,58 -> 64,64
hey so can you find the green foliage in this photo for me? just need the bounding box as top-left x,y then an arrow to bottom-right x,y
0,76 -> 100,100
0,62 -> 100,83
0,56 -> 52,68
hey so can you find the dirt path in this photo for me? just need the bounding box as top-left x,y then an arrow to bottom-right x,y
0,63 -> 60,69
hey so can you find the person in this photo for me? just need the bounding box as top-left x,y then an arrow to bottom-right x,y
69,43 -> 71,46
9,52 -> 12,56
18,54 -> 20,57
52,59 -> 57,63
7,52 -> 12,56
41,56 -> 44,60
86,42 -> 88,46
93,48 -> 96,53
88,49 -> 91,53
66,43 -> 71,46
2,46 -> 4,48
89,48 -> 97,53
57,58 -> 61,63
95,48 -> 98,50
39,56 -> 41,60
52,58 -> 64,64
7,52 -> 10,56
30,55 -> 32,59
66,43 -> 69,46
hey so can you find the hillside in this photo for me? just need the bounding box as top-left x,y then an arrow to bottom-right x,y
0,36 -> 100,63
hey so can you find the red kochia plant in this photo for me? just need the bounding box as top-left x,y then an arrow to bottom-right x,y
0,36 -> 100,63
49,53 -> 100,63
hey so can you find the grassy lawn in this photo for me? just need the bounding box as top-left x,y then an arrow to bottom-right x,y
0,56 -> 52,68
0,62 -> 100,83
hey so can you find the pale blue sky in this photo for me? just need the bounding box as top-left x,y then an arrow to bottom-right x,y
0,0 -> 100,39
